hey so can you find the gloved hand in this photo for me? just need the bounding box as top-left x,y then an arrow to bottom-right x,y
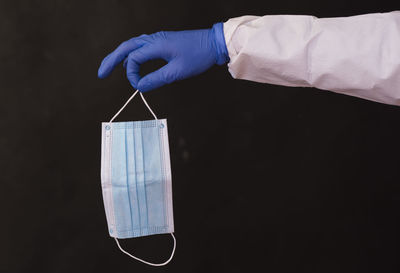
98,23 -> 230,92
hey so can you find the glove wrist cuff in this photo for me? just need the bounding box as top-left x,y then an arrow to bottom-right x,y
211,22 -> 230,65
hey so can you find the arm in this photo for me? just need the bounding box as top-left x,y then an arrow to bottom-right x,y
224,11 -> 400,105
98,11 -> 400,105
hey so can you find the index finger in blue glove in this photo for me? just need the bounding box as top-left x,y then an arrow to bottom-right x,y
97,35 -> 148,79
125,44 -> 165,89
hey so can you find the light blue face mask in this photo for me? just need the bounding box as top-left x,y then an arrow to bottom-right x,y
100,90 -> 175,266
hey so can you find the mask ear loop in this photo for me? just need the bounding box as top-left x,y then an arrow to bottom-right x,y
109,90 -> 158,123
114,233 -> 176,266
139,92 -> 158,120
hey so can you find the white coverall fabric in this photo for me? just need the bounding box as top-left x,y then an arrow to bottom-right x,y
223,11 -> 400,106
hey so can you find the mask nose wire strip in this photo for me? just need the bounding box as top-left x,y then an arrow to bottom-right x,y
109,89 -> 158,123
114,233 -> 176,266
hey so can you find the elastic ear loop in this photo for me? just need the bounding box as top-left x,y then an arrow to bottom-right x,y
109,89 -> 158,123
114,233 -> 176,266
108,90 -> 176,266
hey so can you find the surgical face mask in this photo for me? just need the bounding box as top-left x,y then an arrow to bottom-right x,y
100,90 -> 175,266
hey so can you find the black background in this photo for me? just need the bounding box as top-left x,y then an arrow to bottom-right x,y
1,1 -> 400,272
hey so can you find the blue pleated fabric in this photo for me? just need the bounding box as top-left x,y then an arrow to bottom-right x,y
102,119 -> 174,239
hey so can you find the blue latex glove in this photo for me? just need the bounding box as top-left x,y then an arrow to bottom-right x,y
98,23 -> 229,92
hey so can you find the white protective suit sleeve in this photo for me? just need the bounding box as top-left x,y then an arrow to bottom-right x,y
223,11 -> 400,106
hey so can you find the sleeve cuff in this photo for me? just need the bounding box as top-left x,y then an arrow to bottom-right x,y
211,22 -> 230,65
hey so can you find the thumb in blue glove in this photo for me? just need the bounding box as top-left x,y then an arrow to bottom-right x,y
97,23 -> 229,92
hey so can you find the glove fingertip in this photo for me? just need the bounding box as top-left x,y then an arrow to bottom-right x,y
126,74 -> 140,91
129,81 -> 137,90
137,80 -> 153,92
137,84 -> 149,92
97,67 -> 108,79
97,55 -> 112,78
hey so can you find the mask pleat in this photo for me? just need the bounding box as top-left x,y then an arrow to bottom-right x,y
124,126 -> 135,234
134,124 -> 148,235
140,123 -> 150,235
111,125 -> 132,237
158,125 -> 168,228
128,124 -> 140,233
143,125 -> 166,230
